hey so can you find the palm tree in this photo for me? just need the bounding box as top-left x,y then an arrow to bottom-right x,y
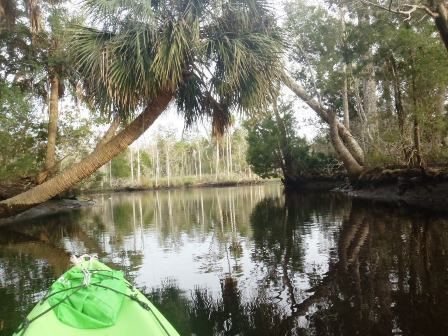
37,8 -> 71,183
0,0 -> 283,217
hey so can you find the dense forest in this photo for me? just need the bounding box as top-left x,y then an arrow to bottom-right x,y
1,0 -> 448,216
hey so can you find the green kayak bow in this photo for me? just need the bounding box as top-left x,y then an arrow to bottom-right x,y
14,256 -> 180,336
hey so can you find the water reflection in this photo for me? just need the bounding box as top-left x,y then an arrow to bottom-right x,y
1,185 -> 448,335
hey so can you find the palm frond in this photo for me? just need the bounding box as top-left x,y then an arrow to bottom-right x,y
205,2 -> 283,112
82,0 -> 157,28
151,17 -> 199,91
71,0 -> 284,125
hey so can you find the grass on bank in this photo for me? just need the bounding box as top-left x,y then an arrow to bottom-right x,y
82,173 -> 278,192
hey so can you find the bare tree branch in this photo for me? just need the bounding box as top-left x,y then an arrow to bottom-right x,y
360,0 -> 439,20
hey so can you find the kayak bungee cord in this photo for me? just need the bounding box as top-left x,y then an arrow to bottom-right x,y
15,255 -> 101,335
15,255 -> 172,336
88,283 -> 172,336
16,286 -> 85,336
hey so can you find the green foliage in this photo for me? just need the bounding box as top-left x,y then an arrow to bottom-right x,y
0,0 -> 107,183
0,85 -> 46,181
244,101 -> 334,181
245,116 -> 283,178
286,1 -> 343,107
285,0 -> 448,168
111,150 -> 131,179
140,151 -> 152,170
99,124 -> 256,189
0,0 -> 75,100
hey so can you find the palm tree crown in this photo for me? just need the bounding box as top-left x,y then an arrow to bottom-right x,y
71,0 -> 283,134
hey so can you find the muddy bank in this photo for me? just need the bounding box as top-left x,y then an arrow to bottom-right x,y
0,199 -> 95,226
337,168 -> 448,211
340,183 -> 448,211
284,177 -> 345,191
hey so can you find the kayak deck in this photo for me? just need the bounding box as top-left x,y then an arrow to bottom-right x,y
14,258 -> 179,336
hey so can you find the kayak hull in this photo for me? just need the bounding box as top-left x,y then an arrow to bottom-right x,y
14,260 -> 179,336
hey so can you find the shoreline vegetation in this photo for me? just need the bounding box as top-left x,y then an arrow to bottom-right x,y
0,178 -> 273,226
4,166 -> 448,227
1,0 -> 448,219
82,175 -> 272,194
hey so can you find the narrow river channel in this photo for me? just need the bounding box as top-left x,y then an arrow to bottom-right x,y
1,184 -> 447,335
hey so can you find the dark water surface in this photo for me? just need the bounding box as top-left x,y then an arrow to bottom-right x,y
1,184 -> 448,335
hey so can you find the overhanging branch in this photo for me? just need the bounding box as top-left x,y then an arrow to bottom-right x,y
360,0 -> 438,20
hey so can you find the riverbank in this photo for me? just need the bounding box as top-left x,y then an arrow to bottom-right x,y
0,199 -> 95,226
81,177 -> 272,195
3,169 -> 448,226
335,167 -> 448,212
0,179 -> 277,226
283,176 -> 345,191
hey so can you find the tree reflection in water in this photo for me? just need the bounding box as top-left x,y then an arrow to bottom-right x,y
145,276 -> 294,336
148,195 -> 448,336
1,187 -> 448,335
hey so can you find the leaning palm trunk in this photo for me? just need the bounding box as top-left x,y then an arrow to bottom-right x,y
281,71 -> 365,168
0,92 -> 173,218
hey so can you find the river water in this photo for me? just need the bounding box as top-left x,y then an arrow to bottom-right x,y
1,183 -> 448,335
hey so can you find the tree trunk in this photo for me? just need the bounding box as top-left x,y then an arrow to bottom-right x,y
329,112 -> 364,176
137,147 -> 141,184
226,132 -> 231,177
193,150 -> 198,177
109,161 -> 113,188
389,56 -> 408,160
343,63 -> 350,130
0,91 -> 173,218
410,59 -> 425,169
155,145 -> 160,187
340,4 -> 350,130
165,143 -> 170,186
272,98 -> 298,184
413,116 -> 424,168
229,132 -> 233,176
352,76 -> 369,147
45,73 -> 59,171
198,144 -> 202,180
282,71 -> 365,167
358,8 -> 378,139
362,61 -> 378,136
36,73 -> 59,184
215,140 -> 220,181
130,148 -> 134,183
435,2 -> 448,52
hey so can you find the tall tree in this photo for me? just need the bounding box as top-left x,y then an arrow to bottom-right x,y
1,0 -> 76,183
0,0 -> 283,217
283,1 -> 366,174
284,0 -> 448,173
